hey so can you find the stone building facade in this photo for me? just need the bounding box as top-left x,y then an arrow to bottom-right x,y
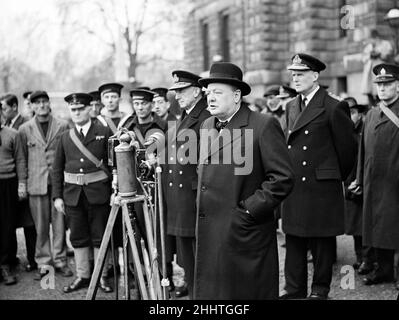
184,0 -> 399,103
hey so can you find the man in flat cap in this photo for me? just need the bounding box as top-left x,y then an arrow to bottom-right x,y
356,63 -> 399,289
98,83 -> 126,134
165,70 -> 211,298
280,53 -> 357,300
152,87 -> 177,123
194,62 -> 294,299
52,93 -> 113,293
18,91 -> 73,280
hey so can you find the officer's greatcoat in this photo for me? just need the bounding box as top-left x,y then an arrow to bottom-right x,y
281,88 -> 357,237
164,97 -> 210,237
358,98 -> 399,250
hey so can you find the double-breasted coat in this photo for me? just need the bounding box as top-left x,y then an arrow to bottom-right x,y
194,104 -> 295,300
358,98 -> 399,250
281,88 -> 357,237
164,97 -> 210,237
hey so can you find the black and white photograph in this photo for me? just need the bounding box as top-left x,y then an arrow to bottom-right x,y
0,0 -> 399,308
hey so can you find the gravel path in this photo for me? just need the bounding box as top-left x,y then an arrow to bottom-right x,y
0,229 -> 397,300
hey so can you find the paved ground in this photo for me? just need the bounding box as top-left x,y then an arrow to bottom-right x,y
0,229 -> 398,300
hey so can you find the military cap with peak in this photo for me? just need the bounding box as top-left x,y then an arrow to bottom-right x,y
275,85 -> 297,99
23,91 -> 32,99
88,91 -> 100,101
152,87 -> 168,100
136,86 -> 151,91
373,63 -> 399,83
169,70 -> 201,91
30,90 -> 50,103
98,82 -> 124,96
349,104 -> 368,113
64,93 -> 93,106
287,53 -> 326,72
130,89 -> 155,101
263,84 -> 280,97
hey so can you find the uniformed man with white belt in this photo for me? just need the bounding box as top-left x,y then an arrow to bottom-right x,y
52,93 -> 113,293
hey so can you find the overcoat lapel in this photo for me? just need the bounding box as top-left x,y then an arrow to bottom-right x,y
32,117 -> 47,146
287,89 -> 326,140
207,105 -> 249,158
46,116 -> 63,147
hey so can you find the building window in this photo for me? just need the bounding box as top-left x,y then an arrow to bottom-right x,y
219,12 -> 230,62
201,20 -> 210,71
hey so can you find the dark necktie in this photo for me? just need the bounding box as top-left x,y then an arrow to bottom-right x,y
5,120 -> 11,127
215,120 -> 228,132
180,111 -> 187,121
80,128 -> 85,140
300,97 -> 307,113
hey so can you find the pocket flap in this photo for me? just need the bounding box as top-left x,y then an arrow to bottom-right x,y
315,168 -> 341,180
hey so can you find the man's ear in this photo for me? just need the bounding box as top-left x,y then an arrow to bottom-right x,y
193,87 -> 201,98
313,71 -> 319,82
234,90 -> 241,103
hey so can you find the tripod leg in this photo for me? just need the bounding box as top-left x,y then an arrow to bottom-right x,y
141,239 -> 157,300
156,167 -> 168,300
86,204 -> 119,300
142,200 -> 162,299
122,204 -> 149,300
122,215 -> 130,300
110,234 -> 119,300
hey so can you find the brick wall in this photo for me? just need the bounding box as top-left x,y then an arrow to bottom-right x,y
184,0 -> 399,101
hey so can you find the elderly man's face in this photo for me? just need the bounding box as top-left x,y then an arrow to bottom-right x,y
70,105 -> 91,126
291,70 -> 319,95
205,83 -> 240,120
32,97 -> 51,117
174,86 -> 198,110
101,92 -> 120,112
376,81 -> 399,102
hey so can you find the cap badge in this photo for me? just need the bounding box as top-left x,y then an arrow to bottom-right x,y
380,68 -> 386,75
71,94 -> 79,104
293,55 -> 302,64
173,74 -> 179,83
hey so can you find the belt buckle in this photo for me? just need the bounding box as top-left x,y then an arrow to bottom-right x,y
76,173 -> 85,185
